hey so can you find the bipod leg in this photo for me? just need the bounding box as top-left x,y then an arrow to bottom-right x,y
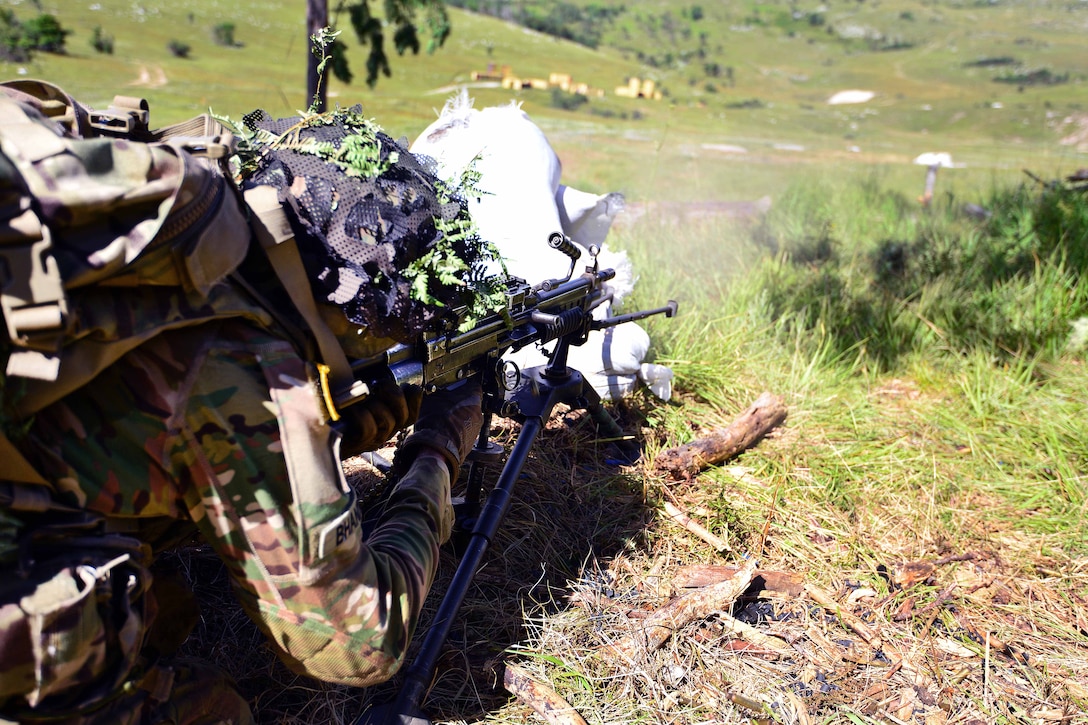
356,416 -> 545,725
586,400 -> 641,464
557,367 -> 640,465
452,410 -> 503,546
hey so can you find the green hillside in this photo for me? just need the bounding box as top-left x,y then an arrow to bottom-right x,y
3,0 -> 1085,202
4,4 -> 1088,724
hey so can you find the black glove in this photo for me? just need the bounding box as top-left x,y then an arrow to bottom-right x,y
392,379 -> 484,481
337,379 -> 423,457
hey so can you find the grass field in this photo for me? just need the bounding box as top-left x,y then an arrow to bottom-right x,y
4,1 -> 1087,723
6,0 -> 1086,201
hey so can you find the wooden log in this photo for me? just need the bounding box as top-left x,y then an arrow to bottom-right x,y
603,560 -> 757,660
673,564 -> 804,597
503,662 -> 588,725
654,392 -> 787,480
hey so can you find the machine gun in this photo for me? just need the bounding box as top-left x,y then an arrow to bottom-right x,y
352,233 -> 676,725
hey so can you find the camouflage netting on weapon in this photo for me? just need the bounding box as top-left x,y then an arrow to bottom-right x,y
236,106 -> 503,342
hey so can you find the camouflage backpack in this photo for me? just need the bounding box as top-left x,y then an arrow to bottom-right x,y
0,81 -> 384,504
0,80 -> 498,502
0,81 -> 261,492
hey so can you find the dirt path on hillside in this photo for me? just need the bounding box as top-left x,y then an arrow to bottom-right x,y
1058,113 -> 1088,152
129,65 -> 168,88
425,81 -> 500,96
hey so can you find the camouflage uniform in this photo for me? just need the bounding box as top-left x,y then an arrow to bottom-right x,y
0,81 -> 478,724
0,314 -> 454,722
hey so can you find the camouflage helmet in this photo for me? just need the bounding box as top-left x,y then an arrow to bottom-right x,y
237,107 -> 495,342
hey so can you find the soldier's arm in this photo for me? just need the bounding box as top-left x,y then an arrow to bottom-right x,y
174,321 -> 453,686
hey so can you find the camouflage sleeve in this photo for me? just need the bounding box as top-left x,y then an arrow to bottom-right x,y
166,321 -> 453,686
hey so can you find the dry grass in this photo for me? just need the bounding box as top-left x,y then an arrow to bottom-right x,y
165,189 -> 1088,724
171,375 -> 1088,724
170,402 -> 654,723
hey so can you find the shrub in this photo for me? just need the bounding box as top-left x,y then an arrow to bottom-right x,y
870,36 -> 914,52
23,13 -> 70,54
90,25 -> 114,54
588,107 -> 644,121
725,98 -> 764,109
1,10 -> 72,60
0,9 -> 30,62
168,40 -> 191,58
212,22 -> 236,47
549,88 -> 588,111
965,55 -> 1016,67
993,67 -> 1069,86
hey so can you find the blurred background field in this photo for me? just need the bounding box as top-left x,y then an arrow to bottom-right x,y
4,0 -> 1085,201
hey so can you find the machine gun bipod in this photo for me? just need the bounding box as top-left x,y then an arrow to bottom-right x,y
357,297 -> 675,725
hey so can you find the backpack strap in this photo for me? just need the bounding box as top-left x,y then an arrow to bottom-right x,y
0,429 -> 48,488
0,189 -> 66,381
0,79 -> 93,137
243,184 -> 368,420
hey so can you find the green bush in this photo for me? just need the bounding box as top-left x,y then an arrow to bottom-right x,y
0,9 -> 30,62
725,98 -> 764,109
1,10 -> 72,60
549,88 -> 589,111
23,13 -> 70,54
168,40 -> 191,58
90,25 -> 114,54
212,22 -> 236,47
993,67 -> 1069,86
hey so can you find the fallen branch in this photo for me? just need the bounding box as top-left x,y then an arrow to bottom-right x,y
661,501 -> 730,552
805,584 -> 879,645
655,392 -> 787,480
673,564 -> 804,597
603,560 -> 757,660
503,661 -> 588,725
807,585 -> 931,686
717,612 -> 795,658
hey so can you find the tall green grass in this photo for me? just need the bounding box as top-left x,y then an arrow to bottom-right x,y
612,170 -> 1088,556
737,175 -> 1088,370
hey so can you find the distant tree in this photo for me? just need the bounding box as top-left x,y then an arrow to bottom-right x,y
0,9 -> 31,62
168,40 -> 191,58
23,13 -> 70,53
90,25 -> 114,54
1,10 -> 71,60
212,22 -> 237,47
307,0 -> 451,113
